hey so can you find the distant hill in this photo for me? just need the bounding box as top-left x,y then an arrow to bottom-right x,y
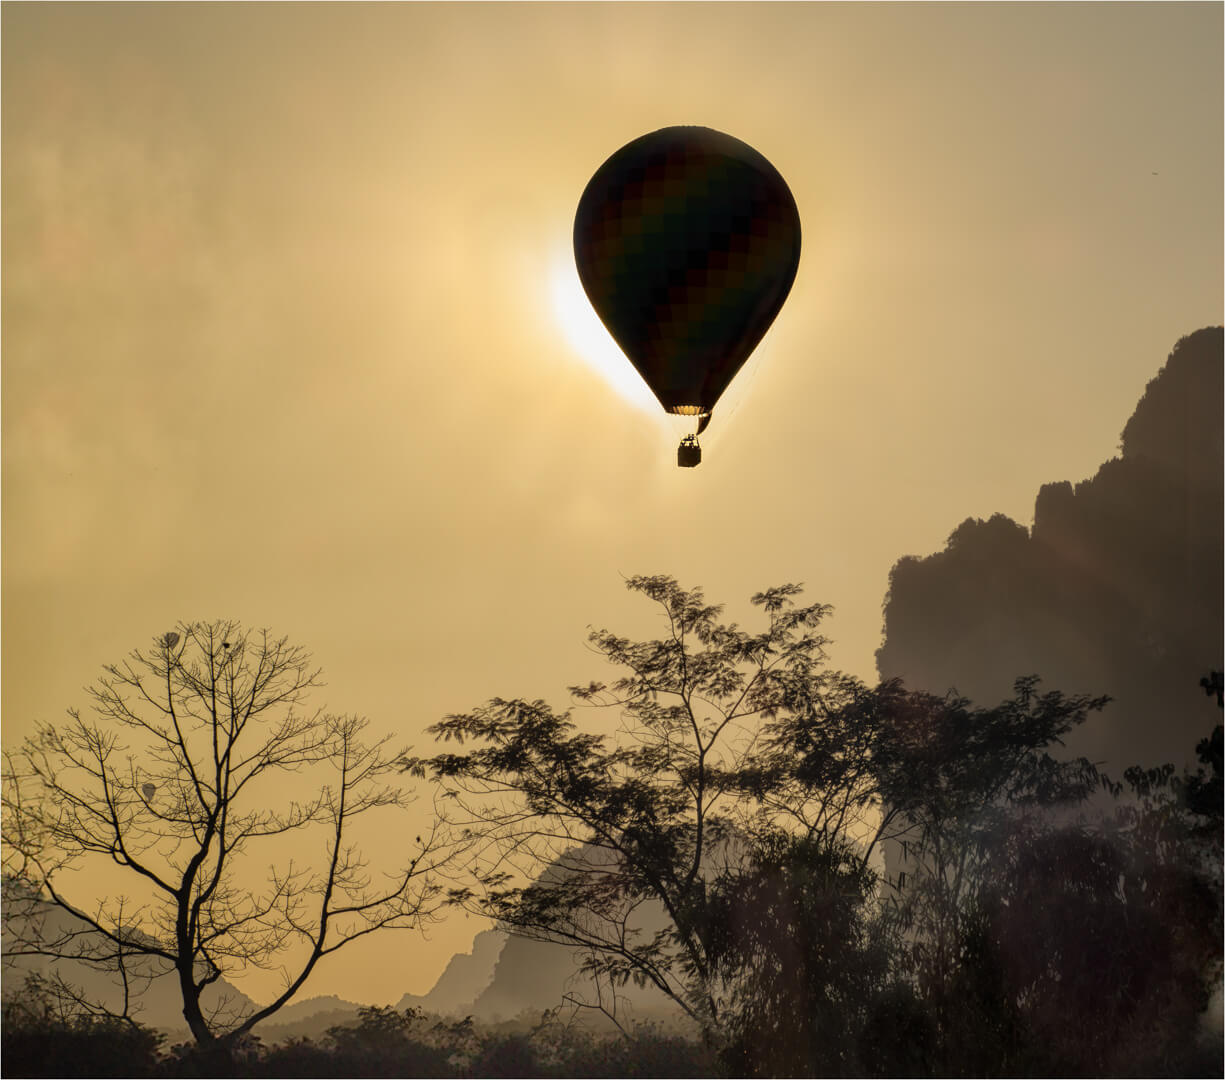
452,848 -> 705,1026
392,914 -> 681,1026
395,927 -> 506,1017
468,931 -> 591,1022
247,995 -> 368,1045
394,849 -> 687,1026
1,874 -> 672,1042
463,928 -> 683,1027
876,326 -> 1223,773
1,880 -> 258,1037
1,883 -> 391,1043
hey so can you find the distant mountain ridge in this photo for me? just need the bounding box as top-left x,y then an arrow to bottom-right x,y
2,881 -> 669,1040
1,880 -> 258,1037
395,928 -> 506,1016
877,326 -> 1223,772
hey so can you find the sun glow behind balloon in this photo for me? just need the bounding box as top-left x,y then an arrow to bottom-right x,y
549,251 -> 662,418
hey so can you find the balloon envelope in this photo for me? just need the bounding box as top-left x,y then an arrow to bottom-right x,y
573,126 -> 801,420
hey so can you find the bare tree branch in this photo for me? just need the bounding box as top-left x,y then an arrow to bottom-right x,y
3,620 -> 451,1049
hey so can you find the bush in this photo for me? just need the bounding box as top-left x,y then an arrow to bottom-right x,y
1,979 -> 163,1078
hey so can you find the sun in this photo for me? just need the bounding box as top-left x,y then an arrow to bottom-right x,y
548,249 -> 661,417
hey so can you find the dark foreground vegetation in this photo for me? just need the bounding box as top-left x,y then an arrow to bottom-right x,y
3,581 -> 1221,1077
0,995 -> 719,1078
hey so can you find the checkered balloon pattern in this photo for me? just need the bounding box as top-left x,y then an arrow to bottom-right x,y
574,126 -> 801,417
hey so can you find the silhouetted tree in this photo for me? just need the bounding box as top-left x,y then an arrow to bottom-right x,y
857,681 -> 1222,1076
409,576 -> 897,1047
976,815 -> 1220,1076
1185,726 -> 1223,830
407,576 -> 1221,1075
870,677 -> 1108,989
852,678 -> 1109,1071
2,621 -> 448,1053
1199,670 -> 1223,709
733,675 -> 1110,1076
706,835 -> 891,1076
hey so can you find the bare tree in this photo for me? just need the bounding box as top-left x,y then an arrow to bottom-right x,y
2,621 -> 446,1047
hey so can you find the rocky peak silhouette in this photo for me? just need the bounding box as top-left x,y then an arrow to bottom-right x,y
877,327 -> 1223,773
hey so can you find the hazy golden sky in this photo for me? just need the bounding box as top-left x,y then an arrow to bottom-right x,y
3,2 -> 1221,1006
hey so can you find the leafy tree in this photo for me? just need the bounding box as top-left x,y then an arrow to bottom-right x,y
1187,724 -> 1223,816
2,621 -> 447,1050
407,575 -> 1220,1075
713,677 -> 1110,1076
975,818 -> 1218,1076
410,575 -> 899,1048
857,679 -> 1221,1076
705,834 -> 891,1076
862,677 -> 1109,1005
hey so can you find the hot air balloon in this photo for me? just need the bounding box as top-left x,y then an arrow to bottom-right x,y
573,126 -> 801,467
141,782 -> 156,800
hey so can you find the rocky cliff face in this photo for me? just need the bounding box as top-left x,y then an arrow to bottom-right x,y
877,327 -> 1222,773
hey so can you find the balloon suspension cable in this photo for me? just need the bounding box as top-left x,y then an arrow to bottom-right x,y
677,412 -> 710,468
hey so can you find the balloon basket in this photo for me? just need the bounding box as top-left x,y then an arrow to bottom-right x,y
677,435 -> 701,468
